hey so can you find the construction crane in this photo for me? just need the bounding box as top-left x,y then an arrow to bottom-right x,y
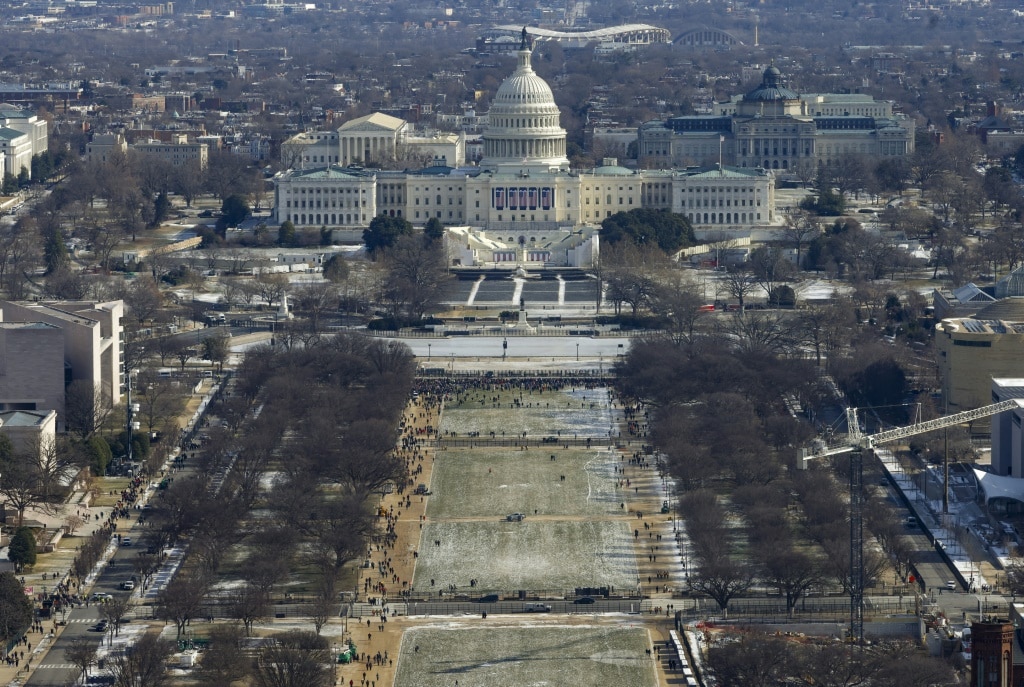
798,398 -> 1024,644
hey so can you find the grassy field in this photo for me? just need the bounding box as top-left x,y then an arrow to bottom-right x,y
440,387 -> 616,437
394,625 -> 658,687
425,449 -> 623,519
413,519 -> 637,592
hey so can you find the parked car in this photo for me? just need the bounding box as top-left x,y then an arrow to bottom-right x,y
476,594 -> 499,603
89,620 -> 108,632
574,596 -> 596,604
506,513 -> 525,522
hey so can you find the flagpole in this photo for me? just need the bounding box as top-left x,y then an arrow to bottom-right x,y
719,135 -> 724,175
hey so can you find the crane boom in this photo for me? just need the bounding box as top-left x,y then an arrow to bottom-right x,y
799,398 -> 1024,470
866,399 -> 1024,447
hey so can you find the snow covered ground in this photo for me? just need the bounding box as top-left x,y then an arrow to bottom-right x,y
394,624 -> 658,687
414,519 -> 637,592
425,449 -> 622,519
440,387 -> 617,437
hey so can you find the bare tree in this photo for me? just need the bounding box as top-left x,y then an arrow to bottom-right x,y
379,235 -> 448,322
195,625 -> 251,686
156,572 -> 208,639
106,632 -> 174,687
708,634 -> 794,687
650,273 -> 710,347
65,637 -> 98,685
100,596 -> 135,640
253,631 -> 333,687
254,271 -> 288,307
721,311 -> 796,357
230,583 -> 270,636
721,265 -> 757,310
293,280 -> 339,333
64,380 -> 112,439
776,212 -> 820,269
761,547 -> 820,616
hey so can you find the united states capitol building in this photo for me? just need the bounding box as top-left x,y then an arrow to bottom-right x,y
273,34 -> 777,266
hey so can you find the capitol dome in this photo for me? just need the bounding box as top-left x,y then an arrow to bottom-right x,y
481,30 -> 569,172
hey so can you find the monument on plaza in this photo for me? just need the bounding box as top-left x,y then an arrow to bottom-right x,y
511,296 -> 535,331
278,292 -> 293,320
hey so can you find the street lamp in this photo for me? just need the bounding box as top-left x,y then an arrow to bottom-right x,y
427,343 -> 431,361
576,342 -> 579,361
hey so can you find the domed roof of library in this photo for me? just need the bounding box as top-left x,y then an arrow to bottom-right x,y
744,63 -> 799,102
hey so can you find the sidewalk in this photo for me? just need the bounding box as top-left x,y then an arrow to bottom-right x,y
336,396 -> 438,687
0,377 -> 224,685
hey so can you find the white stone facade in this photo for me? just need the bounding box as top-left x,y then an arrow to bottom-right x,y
274,165 -> 377,228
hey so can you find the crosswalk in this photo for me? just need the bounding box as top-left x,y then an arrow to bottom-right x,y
36,663 -> 76,670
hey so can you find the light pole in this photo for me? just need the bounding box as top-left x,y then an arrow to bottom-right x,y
576,342 -> 579,361
427,343 -> 431,361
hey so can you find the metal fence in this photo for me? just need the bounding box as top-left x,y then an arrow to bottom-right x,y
125,591 -> 923,623
416,369 -> 614,379
435,437 -> 633,449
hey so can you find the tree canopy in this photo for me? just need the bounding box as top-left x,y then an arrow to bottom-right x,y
0,571 -> 33,645
423,216 -> 445,243
8,526 -> 37,571
600,208 -> 695,253
220,194 -> 251,228
363,215 -> 413,257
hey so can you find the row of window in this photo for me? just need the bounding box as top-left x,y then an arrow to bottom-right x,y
414,196 -> 463,206
286,213 -> 367,225
285,187 -> 367,194
414,210 -> 463,220
284,200 -> 367,209
684,198 -> 760,208
684,186 -> 760,194
584,196 -> 634,206
689,212 -> 762,224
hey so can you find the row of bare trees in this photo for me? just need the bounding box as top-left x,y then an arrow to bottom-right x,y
708,633 -> 955,687
112,333 -> 415,686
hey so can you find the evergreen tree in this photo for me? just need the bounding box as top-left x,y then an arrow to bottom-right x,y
278,220 -> 296,247
363,215 -> 413,257
152,191 -> 172,226
424,217 -> 445,243
8,527 -> 36,571
43,226 -> 70,274
0,571 -> 33,645
600,208 -> 695,253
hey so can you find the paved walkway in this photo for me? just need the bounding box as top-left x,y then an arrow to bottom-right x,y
336,395 -> 438,687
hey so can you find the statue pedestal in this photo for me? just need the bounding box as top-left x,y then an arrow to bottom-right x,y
510,309 -> 535,332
